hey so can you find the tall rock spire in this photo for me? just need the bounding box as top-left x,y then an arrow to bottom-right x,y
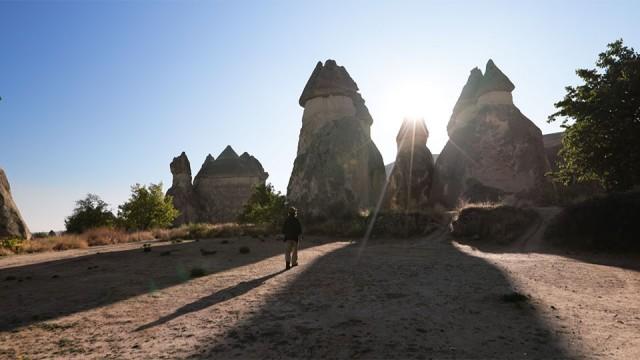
288,60 -> 386,220
384,118 -> 435,211
432,59 -> 552,207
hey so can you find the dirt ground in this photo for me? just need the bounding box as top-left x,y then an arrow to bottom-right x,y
1,226 -> 639,359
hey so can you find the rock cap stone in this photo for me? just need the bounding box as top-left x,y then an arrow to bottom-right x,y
475,59 -> 515,96
299,59 -> 359,107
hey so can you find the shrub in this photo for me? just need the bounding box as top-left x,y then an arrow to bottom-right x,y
117,183 -> 179,231
238,183 -> 287,229
545,190 -> 640,251
65,194 -> 116,233
1,238 -> 23,252
502,292 -> 529,303
367,210 -> 443,238
451,205 -> 538,245
190,267 -> 206,278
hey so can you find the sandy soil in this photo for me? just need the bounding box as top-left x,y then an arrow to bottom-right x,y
1,228 -> 639,359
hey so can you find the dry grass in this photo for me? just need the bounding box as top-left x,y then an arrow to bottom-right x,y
1,222 -> 276,257
16,235 -> 89,254
455,199 -> 505,212
84,227 -> 154,246
1,228 -> 153,256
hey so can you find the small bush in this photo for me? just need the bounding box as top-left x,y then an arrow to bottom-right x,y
238,183 -> 287,229
239,246 -> 251,254
545,190 -> 640,251
189,267 -> 206,278
368,209 -> 445,238
502,292 -> 529,303
451,205 -> 538,245
65,194 -> 116,233
117,183 -> 179,231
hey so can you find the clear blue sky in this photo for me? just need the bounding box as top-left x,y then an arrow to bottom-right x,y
1,0 -> 638,231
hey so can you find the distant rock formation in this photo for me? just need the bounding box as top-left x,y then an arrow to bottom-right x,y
384,118 -> 435,212
287,59 -> 386,220
166,147 -> 268,225
432,60 -> 551,207
166,152 -> 200,225
0,168 -> 31,239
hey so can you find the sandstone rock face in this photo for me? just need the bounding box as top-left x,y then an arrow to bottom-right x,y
0,168 -> 31,239
166,147 -> 268,225
432,60 -> 551,207
165,152 -> 200,225
384,118 -> 435,212
288,60 -> 386,220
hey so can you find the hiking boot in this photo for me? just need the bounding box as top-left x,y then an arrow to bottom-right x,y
292,263 -> 298,267
285,262 -> 290,270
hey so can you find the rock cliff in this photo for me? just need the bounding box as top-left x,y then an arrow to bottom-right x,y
0,168 -> 31,239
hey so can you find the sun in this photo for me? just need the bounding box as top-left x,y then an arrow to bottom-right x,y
372,78 -> 452,157
384,81 -> 431,120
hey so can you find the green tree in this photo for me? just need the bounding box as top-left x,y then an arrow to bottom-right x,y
117,183 -> 179,230
548,39 -> 640,191
65,194 -> 116,233
238,183 -> 287,227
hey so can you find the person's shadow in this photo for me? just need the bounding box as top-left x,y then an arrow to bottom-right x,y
135,269 -> 286,332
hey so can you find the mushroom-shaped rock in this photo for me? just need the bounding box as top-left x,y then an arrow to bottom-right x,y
432,60 -> 552,207
0,168 -> 31,239
384,118 -> 435,211
288,59 -> 386,221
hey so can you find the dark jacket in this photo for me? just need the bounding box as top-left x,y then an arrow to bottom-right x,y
282,216 -> 302,241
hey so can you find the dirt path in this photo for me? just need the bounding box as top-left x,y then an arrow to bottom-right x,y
1,232 -> 638,359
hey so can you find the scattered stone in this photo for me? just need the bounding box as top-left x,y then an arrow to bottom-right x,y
200,248 -> 217,256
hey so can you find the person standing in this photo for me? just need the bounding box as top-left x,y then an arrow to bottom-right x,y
282,207 -> 302,270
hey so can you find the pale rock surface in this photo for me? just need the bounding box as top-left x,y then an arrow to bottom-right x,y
384,118 -> 435,211
432,60 -> 551,207
287,60 -> 386,220
0,168 -> 31,239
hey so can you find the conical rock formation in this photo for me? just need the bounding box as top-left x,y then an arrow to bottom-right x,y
0,168 -> 31,239
384,118 -> 435,211
432,60 -> 551,207
288,59 -> 386,220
